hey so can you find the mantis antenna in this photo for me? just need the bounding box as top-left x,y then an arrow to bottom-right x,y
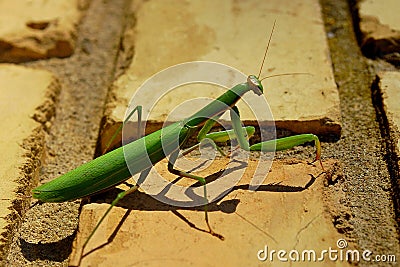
260,72 -> 312,81
257,19 -> 276,79
256,20 -> 312,82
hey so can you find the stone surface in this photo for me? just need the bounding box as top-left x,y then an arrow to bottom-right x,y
70,156 -> 349,267
0,64 -> 59,260
374,71 -> 400,178
358,0 -> 400,59
0,0 -> 89,62
100,0 -> 341,152
377,71 -> 400,134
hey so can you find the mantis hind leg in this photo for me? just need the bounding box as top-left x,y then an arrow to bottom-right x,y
82,184 -> 140,249
81,106 -> 144,254
167,150 -> 224,240
250,134 -> 324,170
229,106 -> 324,170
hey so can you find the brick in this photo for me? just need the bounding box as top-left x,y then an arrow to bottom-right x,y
374,71 -> 400,168
358,0 -> 400,58
0,64 -> 59,260
0,0 -> 89,62
99,0 -> 341,152
70,157 -> 350,266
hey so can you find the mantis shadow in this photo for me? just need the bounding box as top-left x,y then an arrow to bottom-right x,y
85,158 -> 320,251
91,156 -> 319,212
20,158 -> 320,263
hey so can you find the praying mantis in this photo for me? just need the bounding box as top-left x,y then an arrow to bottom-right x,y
32,23 -> 323,248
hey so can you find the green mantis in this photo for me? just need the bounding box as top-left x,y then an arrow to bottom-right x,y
32,75 -> 322,241
32,25 -> 323,248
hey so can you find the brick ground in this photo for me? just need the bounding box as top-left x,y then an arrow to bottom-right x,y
0,64 -> 59,261
372,71 -> 400,234
0,0 -> 86,62
70,158 -> 345,267
2,0 -> 400,266
71,1 -> 345,265
374,71 -> 400,153
357,0 -> 400,63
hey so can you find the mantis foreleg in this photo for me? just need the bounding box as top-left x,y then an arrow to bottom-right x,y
182,126 -> 256,157
82,106 -> 144,250
230,106 -> 250,151
82,184 -> 140,249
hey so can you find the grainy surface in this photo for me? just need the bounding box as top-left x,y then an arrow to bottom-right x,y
320,0 -> 400,265
6,0 -> 130,266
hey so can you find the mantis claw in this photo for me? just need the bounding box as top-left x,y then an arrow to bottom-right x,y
205,217 -> 224,240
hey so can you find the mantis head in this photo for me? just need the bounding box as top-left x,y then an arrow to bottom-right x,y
247,75 -> 264,96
